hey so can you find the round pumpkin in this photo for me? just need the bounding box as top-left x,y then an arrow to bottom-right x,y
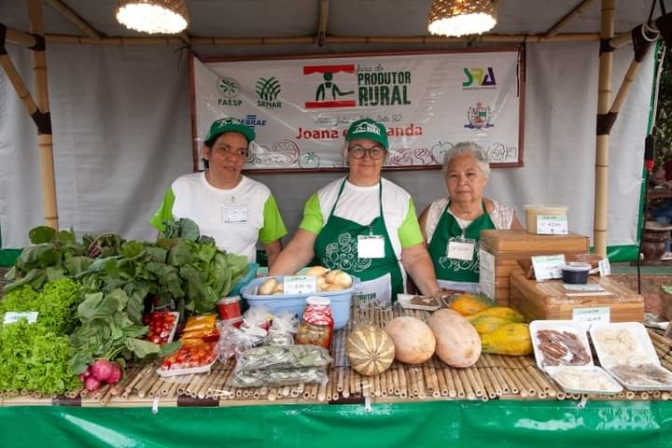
346,324 -> 395,376
385,316 -> 436,364
427,309 -> 481,368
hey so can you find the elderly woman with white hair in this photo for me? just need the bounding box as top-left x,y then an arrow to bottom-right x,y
418,142 -> 523,292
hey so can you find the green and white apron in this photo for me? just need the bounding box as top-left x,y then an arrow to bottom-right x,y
314,180 -> 404,307
427,201 -> 495,293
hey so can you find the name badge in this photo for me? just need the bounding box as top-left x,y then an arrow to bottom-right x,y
358,235 -> 385,259
221,206 -> 248,223
447,240 -> 475,261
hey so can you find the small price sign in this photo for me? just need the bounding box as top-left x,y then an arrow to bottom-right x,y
3,311 -> 39,325
572,307 -> 610,330
283,276 -> 317,295
531,254 -> 565,281
537,215 -> 568,235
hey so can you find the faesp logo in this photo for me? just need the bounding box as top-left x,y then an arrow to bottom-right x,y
464,102 -> 494,130
462,67 -> 497,90
255,77 -> 282,109
216,76 -> 242,106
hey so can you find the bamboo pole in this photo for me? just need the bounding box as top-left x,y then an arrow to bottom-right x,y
442,366 -> 458,398
593,0 -> 615,257
610,59 -> 647,114
544,0 -> 598,39
479,368 -> 498,399
0,52 -> 42,115
28,0 -> 59,230
5,27 -> 38,47
44,0 -> 102,39
33,32 -> 606,47
457,369 -> 476,400
316,0 -> 330,46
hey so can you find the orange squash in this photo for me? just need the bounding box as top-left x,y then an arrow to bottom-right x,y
346,324 -> 395,376
427,309 -> 481,368
448,293 -> 496,316
385,317 -> 436,364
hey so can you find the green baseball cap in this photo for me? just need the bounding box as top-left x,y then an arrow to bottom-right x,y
346,118 -> 388,149
204,118 -> 255,146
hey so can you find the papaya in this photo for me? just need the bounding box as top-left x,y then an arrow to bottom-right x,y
467,316 -> 513,336
480,323 -> 533,356
448,293 -> 495,316
466,307 -> 525,324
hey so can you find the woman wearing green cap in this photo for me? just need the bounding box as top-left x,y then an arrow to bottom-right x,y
269,118 -> 440,306
151,118 -> 287,266
419,142 -> 522,292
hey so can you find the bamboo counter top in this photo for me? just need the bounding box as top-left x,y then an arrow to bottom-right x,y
2,306 -> 672,408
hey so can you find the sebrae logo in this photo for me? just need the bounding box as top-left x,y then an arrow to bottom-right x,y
255,77 -> 282,109
462,67 -> 497,90
216,76 -> 242,106
240,114 -> 267,128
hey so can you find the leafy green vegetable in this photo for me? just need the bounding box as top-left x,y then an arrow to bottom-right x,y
5,222 -> 249,372
0,278 -> 82,334
0,320 -> 81,394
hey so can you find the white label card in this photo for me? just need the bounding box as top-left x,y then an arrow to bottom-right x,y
536,215 -> 568,235
283,276 -> 317,295
358,235 -> 385,259
447,240 -> 475,261
572,307 -> 610,330
221,206 -> 248,223
478,249 -> 496,300
598,258 -> 611,277
531,254 -> 566,281
3,311 -> 39,325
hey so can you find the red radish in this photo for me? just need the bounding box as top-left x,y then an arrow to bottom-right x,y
107,362 -> 123,384
90,359 -> 114,382
84,376 -> 101,391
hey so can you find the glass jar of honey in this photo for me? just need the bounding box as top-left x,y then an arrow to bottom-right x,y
295,296 -> 334,349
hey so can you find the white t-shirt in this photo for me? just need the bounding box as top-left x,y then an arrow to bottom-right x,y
154,173 -> 286,262
300,177 -> 424,258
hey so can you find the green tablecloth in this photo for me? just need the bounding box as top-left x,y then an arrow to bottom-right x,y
1,400 -> 671,447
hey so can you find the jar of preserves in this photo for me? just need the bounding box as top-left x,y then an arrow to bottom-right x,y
295,296 -> 334,349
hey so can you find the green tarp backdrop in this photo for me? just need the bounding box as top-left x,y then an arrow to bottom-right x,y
1,400 -> 671,447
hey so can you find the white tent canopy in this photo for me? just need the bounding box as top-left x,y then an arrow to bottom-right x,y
0,0 -> 660,256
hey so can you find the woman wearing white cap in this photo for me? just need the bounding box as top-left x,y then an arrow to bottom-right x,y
270,118 -> 439,306
151,118 -> 287,266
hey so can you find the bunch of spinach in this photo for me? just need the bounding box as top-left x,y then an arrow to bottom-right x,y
70,289 -> 180,373
3,226 -> 122,294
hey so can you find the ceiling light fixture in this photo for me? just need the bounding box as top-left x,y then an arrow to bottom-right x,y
116,0 -> 189,34
428,0 -> 497,37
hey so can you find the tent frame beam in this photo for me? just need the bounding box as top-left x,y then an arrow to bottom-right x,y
44,0 -> 102,40
544,0 -> 599,39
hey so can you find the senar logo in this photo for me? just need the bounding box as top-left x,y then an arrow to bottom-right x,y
462,67 -> 497,89
255,77 -> 282,109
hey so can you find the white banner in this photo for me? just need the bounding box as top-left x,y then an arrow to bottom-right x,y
192,50 -> 524,170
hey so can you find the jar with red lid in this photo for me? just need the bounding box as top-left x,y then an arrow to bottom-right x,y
295,296 -> 334,349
